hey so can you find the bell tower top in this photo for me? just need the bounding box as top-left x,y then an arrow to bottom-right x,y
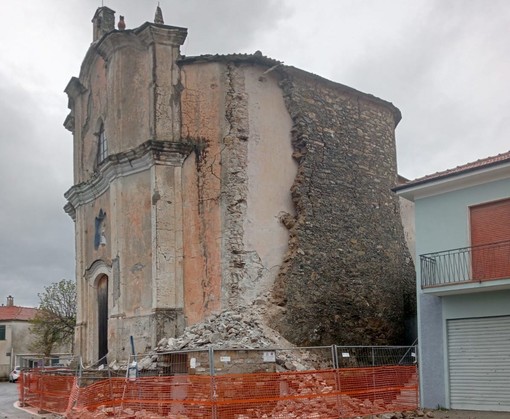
92,6 -> 116,42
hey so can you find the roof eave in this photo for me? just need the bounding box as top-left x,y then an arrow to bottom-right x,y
394,160 -> 510,201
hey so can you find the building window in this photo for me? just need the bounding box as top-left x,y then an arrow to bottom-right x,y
97,122 -> 108,164
0,325 -> 5,340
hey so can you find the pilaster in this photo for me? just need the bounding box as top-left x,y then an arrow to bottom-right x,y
135,24 -> 187,142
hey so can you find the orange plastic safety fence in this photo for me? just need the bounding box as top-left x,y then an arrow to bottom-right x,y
19,370 -> 76,415
213,366 -> 417,419
21,365 -> 418,419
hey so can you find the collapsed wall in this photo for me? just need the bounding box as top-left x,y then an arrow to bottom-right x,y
269,66 -> 415,346
180,55 -> 415,348
65,9 -> 415,362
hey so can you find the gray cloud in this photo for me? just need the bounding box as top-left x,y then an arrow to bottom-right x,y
327,0 -> 510,178
0,0 -> 292,306
0,0 -> 509,306
0,78 -> 74,307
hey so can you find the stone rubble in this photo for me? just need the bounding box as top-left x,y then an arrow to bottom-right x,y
111,308 -> 333,373
155,309 -> 290,351
68,407 -> 435,419
81,308 -> 419,419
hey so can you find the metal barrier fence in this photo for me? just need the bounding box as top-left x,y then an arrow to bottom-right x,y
19,345 -> 418,418
16,353 -> 76,369
335,345 -> 417,368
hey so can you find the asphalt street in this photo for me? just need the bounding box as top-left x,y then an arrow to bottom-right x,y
0,381 -> 58,418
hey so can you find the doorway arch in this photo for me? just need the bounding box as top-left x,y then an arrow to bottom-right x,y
97,274 -> 108,363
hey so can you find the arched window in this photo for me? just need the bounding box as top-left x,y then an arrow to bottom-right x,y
97,122 -> 108,164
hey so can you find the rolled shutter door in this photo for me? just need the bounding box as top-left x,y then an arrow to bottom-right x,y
447,316 -> 510,411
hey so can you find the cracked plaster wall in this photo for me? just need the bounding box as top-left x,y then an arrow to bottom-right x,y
180,62 -> 225,325
242,66 -> 297,304
179,59 -> 414,347
68,18 -> 415,361
180,61 -> 296,318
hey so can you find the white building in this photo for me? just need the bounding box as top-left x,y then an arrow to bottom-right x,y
0,296 -> 38,378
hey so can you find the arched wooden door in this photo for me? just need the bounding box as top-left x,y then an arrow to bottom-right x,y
97,274 -> 108,363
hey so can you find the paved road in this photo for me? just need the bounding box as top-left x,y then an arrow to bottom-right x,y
0,382 -> 60,418
429,409 -> 510,419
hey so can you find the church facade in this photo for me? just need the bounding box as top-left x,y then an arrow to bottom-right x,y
64,7 -> 414,364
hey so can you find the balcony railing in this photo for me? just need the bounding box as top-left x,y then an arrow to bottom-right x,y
420,239 -> 510,288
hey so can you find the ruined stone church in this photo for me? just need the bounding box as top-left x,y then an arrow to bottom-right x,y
64,6 -> 414,364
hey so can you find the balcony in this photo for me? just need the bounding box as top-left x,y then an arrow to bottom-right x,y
420,240 -> 510,295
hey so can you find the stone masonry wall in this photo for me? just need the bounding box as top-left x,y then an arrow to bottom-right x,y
221,63 -> 250,309
269,67 -> 415,346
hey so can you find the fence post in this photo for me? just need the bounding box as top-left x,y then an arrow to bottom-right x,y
209,347 -> 217,419
20,371 -> 25,407
371,347 -> 376,402
332,345 -> 342,417
38,372 -> 43,413
414,345 -> 419,408
120,354 -> 132,414
331,345 -> 337,369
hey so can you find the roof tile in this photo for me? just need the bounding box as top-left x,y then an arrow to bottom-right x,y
396,150 -> 510,190
0,306 -> 38,321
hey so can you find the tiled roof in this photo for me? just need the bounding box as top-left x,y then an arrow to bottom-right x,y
0,306 -> 38,321
395,150 -> 510,191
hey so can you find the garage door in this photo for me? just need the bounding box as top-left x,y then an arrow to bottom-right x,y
447,316 -> 510,411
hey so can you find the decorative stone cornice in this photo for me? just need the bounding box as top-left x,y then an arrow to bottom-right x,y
78,23 -> 187,84
64,140 -> 195,215
63,77 -> 87,133
95,31 -> 146,62
134,22 -> 187,47
85,259 -> 112,284
64,202 -> 76,221
63,114 -> 75,133
64,77 -> 87,100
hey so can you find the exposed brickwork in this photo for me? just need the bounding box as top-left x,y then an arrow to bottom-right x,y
269,67 -> 415,346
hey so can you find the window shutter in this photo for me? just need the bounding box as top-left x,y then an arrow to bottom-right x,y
470,198 -> 510,280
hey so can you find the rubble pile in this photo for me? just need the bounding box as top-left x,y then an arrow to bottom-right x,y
238,372 -> 418,419
126,309 -> 331,373
73,309 -> 420,419
156,309 -> 290,351
68,407 -> 434,419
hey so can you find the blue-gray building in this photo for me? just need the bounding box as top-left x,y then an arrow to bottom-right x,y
395,151 -> 510,412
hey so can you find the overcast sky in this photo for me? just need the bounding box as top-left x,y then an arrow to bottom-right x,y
1,0 -> 509,307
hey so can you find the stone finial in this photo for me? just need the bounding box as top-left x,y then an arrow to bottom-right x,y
92,7 -> 116,42
118,15 -> 126,30
154,5 -> 164,25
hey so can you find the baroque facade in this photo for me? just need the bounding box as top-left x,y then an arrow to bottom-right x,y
64,7 -> 414,363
